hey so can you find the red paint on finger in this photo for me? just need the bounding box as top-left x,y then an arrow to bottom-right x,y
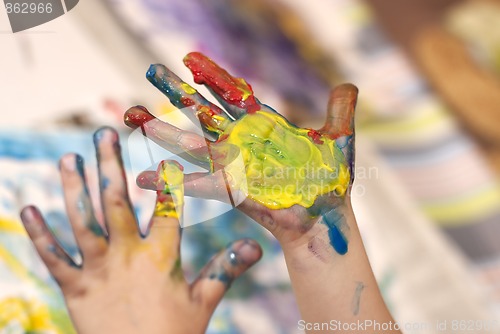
217,134 -> 229,142
137,172 -> 158,190
180,97 -> 195,107
307,129 -> 324,145
183,52 -> 260,113
124,106 -> 155,129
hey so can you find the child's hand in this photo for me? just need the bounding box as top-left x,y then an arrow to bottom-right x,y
123,55 -> 399,332
124,52 -> 357,254
20,127 -> 262,334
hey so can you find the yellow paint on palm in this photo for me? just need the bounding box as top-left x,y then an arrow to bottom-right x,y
154,162 -> 184,219
219,111 -> 350,209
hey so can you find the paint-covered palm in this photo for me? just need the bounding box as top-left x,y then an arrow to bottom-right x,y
125,52 -> 358,254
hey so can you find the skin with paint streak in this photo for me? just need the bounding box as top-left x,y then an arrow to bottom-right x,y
154,160 -> 184,219
20,127 -> 262,334
125,52 -> 400,333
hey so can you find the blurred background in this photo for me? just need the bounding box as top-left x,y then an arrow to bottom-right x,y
1,0 -> 500,333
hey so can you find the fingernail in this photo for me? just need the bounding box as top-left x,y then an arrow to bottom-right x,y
93,126 -> 118,145
330,84 -> 358,100
161,160 -> 184,172
60,154 -> 76,172
147,64 -> 170,90
156,160 -> 185,193
20,206 -> 34,223
146,64 -> 158,81
20,206 -> 39,225
229,239 -> 262,265
93,127 -> 106,144
124,106 -> 155,128
183,52 -> 260,113
136,171 -> 158,190
135,105 -> 149,113
146,64 -> 176,99
183,51 -> 205,64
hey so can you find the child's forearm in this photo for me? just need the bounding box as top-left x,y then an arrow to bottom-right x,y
281,203 -> 400,333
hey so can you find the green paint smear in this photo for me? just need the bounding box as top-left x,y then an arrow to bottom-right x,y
217,111 -> 350,209
170,257 -> 183,280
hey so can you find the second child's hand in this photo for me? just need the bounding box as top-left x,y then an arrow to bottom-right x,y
20,127 -> 262,334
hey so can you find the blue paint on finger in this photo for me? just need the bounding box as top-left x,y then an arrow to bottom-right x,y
101,177 -> 110,190
75,154 -> 85,179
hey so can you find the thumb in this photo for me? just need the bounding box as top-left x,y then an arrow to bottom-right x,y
190,238 -> 262,312
322,84 -> 358,182
321,83 -> 358,138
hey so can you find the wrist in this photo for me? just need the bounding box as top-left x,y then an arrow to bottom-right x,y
278,200 -> 356,257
